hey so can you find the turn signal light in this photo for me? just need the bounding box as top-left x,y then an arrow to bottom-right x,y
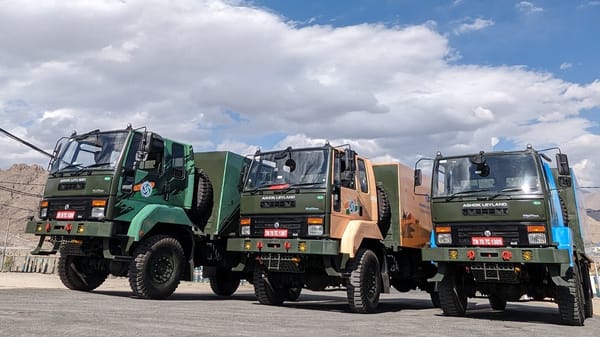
244,240 -> 251,250
527,225 -> 546,233
449,249 -> 459,259
298,242 -> 307,252
522,250 -> 533,261
240,218 -> 251,226
91,199 -> 107,207
436,226 -> 451,233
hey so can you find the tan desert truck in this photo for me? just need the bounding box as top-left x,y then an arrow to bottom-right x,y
227,145 -> 437,312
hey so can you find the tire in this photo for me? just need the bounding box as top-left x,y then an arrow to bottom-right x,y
190,170 -> 213,224
581,262 -> 594,318
209,268 -> 241,296
128,235 -> 185,300
287,287 -> 302,301
57,254 -> 108,291
430,291 -> 441,308
488,294 -> 507,311
376,185 -> 391,237
347,248 -> 381,313
556,264 -> 585,326
438,267 -> 468,316
253,267 -> 286,306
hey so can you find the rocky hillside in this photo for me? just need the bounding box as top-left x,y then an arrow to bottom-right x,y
1,164 -> 600,249
0,164 -> 47,249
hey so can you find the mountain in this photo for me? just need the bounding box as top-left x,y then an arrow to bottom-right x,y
0,164 -> 47,249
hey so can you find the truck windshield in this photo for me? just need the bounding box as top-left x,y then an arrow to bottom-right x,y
244,148 -> 329,191
50,131 -> 129,173
432,153 -> 541,198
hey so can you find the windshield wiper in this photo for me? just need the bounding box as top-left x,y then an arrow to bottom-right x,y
486,187 -> 528,200
445,188 -> 490,201
246,183 -> 290,194
283,182 -> 325,192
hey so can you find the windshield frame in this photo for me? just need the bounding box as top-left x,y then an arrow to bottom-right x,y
243,147 -> 330,192
431,151 -> 543,199
49,130 -> 130,174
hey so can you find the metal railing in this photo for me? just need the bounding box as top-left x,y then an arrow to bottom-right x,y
1,250 -> 57,274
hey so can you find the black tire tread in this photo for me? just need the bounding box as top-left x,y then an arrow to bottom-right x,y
438,268 -> 468,316
556,264 -> 585,326
57,253 -> 108,292
209,269 -> 241,296
376,185 -> 391,237
347,248 -> 381,313
253,267 -> 285,306
128,235 -> 184,300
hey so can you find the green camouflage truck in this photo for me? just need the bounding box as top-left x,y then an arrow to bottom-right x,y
415,145 -> 594,325
227,144 -> 437,312
24,125 -> 248,299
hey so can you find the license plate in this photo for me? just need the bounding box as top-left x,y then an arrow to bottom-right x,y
472,236 -> 503,246
56,210 -> 76,220
264,229 -> 288,238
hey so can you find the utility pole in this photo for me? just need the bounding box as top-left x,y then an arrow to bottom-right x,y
1,219 -> 9,272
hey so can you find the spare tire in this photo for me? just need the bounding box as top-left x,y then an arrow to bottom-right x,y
376,184 -> 391,237
190,169 -> 213,225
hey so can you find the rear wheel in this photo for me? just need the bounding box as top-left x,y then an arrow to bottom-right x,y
438,266 -> 468,316
581,262 -> 594,318
128,235 -> 185,299
488,294 -> 507,311
556,264 -> 585,326
58,253 -> 108,291
347,248 -> 381,313
287,288 -> 302,301
253,267 -> 286,306
209,268 -> 241,296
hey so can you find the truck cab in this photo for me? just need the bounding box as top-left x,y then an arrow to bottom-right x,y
417,145 -> 594,325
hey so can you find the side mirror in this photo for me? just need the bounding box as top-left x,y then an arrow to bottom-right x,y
556,153 -> 570,175
414,169 -> 422,187
344,149 -> 356,172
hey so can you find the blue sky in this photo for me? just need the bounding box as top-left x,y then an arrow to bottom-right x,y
254,0 -> 600,83
1,0 -> 600,187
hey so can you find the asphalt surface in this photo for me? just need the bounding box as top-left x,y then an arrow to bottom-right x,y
1,274 -> 600,337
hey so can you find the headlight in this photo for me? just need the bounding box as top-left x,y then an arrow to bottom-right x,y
437,233 -> 452,244
40,208 -> 48,219
241,226 -> 251,236
307,224 -> 323,236
91,207 -> 105,219
528,233 -> 547,245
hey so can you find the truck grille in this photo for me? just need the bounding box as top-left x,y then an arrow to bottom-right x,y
250,215 -> 306,238
48,198 -> 92,220
453,224 -> 526,246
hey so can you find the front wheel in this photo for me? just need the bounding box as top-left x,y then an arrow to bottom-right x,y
556,264 -> 585,326
347,248 -> 381,313
438,266 -> 468,316
128,235 -> 185,300
488,294 -> 507,311
253,267 -> 286,306
58,253 -> 108,291
209,268 -> 241,296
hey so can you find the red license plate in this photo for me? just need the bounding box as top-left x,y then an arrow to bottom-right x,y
56,210 -> 76,220
472,236 -> 504,246
264,229 -> 288,238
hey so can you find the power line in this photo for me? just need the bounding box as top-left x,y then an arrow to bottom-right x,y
0,180 -> 46,186
0,185 -> 43,198
0,204 -> 37,212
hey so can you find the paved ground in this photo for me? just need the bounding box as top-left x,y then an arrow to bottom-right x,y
1,272 -> 600,337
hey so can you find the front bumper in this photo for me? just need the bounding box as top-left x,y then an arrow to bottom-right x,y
25,219 -> 116,238
227,237 -> 340,255
422,246 -> 571,264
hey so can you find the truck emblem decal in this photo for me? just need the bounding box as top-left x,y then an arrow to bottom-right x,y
274,222 -> 280,228
345,199 -> 360,215
484,230 -> 492,237
140,181 -> 153,198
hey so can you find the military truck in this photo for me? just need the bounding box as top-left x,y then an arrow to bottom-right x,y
24,125 -> 248,299
227,144 -> 437,312
415,145 -> 594,325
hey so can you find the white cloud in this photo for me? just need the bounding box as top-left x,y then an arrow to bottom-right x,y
560,62 -> 573,70
453,18 -> 495,35
1,0 -> 600,187
516,1 -> 544,14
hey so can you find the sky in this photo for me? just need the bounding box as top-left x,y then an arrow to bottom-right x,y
1,0 -> 600,187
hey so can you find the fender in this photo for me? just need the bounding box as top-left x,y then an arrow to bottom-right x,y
126,204 -> 194,245
340,220 -> 383,258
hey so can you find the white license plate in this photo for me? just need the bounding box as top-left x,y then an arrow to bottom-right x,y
56,210 -> 76,220
264,229 -> 288,238
471,236 -> 504,246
